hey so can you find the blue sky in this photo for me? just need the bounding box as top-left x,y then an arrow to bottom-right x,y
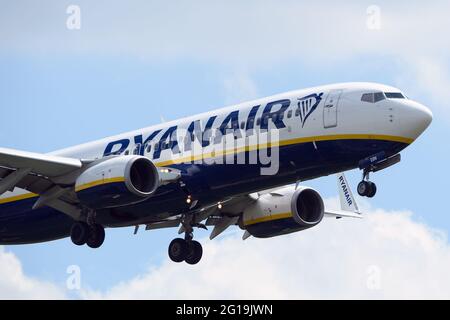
0,1 -> 449,298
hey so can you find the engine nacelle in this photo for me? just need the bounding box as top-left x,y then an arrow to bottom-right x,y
75,156 -> 159,209
241,186 -> 324,238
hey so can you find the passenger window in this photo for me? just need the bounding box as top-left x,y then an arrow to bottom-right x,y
240,121 -> 245,129
295,108 -> 300,116
125,150 -> 130,155
146,144 -> 152,153
287,110 -> 292,118
256,117 -> 261,126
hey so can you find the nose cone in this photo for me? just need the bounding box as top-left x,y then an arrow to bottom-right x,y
402,101 -> 433,140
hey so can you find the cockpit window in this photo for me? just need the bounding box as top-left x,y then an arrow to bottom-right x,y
385,92 -> 405,99
361,93 -> 374,103
374,92 -> 385,102
361,92 -> 385,103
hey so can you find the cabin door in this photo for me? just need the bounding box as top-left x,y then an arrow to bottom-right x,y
323,90 -> 342,128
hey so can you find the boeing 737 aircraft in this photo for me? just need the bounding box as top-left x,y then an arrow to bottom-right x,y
0,82 -> 432,264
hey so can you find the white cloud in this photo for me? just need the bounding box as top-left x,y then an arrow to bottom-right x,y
2,1 -> 449,65
3,1 -> 449,118
0,247 -> 66,299
2,1 -> 450,115
80,199 -> 450,300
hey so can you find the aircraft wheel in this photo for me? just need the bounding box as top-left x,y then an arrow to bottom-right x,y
86,224 -> 105,249
70,222 -> 89,246
357,181 -> 370,197
185,240 -> 203,265
367,182 -> 377,198
358,181 -> 377,198
168,238 -> 188,263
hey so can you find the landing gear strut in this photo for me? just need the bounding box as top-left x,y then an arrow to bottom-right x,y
168,215 -> 203,264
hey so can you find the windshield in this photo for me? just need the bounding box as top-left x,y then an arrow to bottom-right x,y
361,92 -> 385,103
385,92 -> 406,99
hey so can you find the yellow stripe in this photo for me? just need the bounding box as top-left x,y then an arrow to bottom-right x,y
0,192 -> 38,205
75,177 -> 126,192
279,134 -> 413,146
156,134 -> 412,167
0,133 -> 412,205
0,178 -> 126,205
244,212 -> 293,226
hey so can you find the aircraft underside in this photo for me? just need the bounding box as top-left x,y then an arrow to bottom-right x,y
0,137 -> 407,245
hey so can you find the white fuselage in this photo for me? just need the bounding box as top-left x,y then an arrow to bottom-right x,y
0,82 -> 432,204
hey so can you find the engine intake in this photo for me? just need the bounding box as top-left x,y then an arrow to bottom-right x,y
75,156 -> 159,209
241,186 -> 324,238
126,157 -> 159,196
291,188 -> 324,226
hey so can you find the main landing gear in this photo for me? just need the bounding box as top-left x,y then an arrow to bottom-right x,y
168,236 -> 203,265
70,221 -> 105,248
168,214 -> 204,265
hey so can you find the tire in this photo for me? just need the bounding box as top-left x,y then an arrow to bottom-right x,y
357,181 -> 370,197
168,238 -> 188,263
185,241 -> 203,265
86,224 -> 105,249
70,222 -> 89,246
367,182 -> 377,198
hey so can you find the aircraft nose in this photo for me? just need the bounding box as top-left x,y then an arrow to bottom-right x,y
403,101 -> 433,139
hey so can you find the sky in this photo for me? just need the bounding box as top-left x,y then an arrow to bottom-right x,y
0,0 -> 449,299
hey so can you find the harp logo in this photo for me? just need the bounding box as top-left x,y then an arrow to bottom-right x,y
297,93 -> 323,127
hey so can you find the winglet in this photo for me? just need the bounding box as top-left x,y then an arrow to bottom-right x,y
336,172 -> 360,214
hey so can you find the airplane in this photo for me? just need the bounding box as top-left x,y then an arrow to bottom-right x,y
0,82 -> 432,264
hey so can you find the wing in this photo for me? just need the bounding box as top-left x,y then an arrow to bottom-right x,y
0,147 -> 82,194
0,147 -> 84,219
141,195 -> 250,239
142,173 -> 362,239
0,147 -> 81,177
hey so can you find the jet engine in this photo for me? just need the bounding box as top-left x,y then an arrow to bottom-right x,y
240,186 -> 324,238
75,156 -> 160,209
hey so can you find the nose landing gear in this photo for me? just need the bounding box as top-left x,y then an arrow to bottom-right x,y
357,177 -> 377,198
356,152 -> 401,198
